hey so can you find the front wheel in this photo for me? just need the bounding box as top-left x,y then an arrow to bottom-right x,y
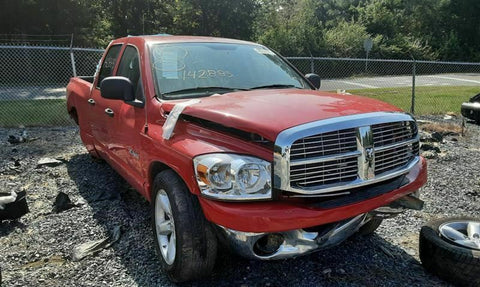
151,170 -> 217,282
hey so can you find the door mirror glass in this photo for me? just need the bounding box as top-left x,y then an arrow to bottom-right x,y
100,76 -> 135,101
305,73 -> 321,89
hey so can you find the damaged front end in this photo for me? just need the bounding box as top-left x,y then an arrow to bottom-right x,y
217,192 -> 423,260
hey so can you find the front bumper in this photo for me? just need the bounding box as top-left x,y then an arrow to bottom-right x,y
216,192 -> 424,260
217,213 -> 367,260
199,157 -> 427,233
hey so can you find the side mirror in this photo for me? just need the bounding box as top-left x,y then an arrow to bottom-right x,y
305,73 -> 321,89
100,76 -> 135,102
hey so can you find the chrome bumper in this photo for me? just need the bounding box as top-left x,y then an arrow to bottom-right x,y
217,213 -> 367,260
217,192 -> 423,260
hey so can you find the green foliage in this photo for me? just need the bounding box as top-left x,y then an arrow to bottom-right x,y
323,21 -> 373,58
0,0 -> 480,60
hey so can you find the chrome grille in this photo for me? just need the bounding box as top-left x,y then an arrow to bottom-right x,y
290,129 -> 357,160
281,115 -> 420,195
372,121 -> 417,146
375,143 -> 419,175
290,128 -> 358,187
290,157 -> 358,187
372,121 -> 418,175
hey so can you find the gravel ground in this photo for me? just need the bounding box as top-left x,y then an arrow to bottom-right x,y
1,116 -> 479,287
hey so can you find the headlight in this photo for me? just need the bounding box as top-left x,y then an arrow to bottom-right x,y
193,154 -> 272,201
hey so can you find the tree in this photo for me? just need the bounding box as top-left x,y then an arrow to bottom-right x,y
170,0 -> 257,39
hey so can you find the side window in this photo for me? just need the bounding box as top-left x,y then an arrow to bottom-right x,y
97,44 -> 122,88
117,46 -> 143,102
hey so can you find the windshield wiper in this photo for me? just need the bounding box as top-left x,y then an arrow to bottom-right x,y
163,86 -> 247,97
247,84 -> 301,90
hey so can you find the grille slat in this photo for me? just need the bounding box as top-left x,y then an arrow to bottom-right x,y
288,120 -> 419,190
290,158 -> 357,175
292,145 -> 358,156
290,165 -> 358,180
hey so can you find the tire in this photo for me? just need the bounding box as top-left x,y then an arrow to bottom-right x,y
357,217 -> 383,235
419,217 -> 480,287
151,170 -> 217,282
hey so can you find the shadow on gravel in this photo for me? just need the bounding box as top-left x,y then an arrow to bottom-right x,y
67,154 -> 443,287
0,220 -> 27,237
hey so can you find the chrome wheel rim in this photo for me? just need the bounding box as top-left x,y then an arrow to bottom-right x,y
439,220 -> 480,250
155,189 -> 176,265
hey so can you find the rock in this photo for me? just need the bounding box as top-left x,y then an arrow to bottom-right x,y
419,131 -> 433,142
431,132 -> 444,142
322,268 -> 332,276
53,192 -> 76,213
421,151 -> 437,159
8,135 -> 26,144
420,143 -> 441,153
37,158 -> 63,167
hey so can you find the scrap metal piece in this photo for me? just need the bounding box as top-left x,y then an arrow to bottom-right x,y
71,225 -> 121,261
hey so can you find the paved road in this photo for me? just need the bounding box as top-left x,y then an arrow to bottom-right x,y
0,85 -> 66,101
320,73 -> 480,91
1,73 -> 480,100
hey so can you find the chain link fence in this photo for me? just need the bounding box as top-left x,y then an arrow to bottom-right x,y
0,45 -> 103,126
288,57 -> 480,115
1,45 -> 480,127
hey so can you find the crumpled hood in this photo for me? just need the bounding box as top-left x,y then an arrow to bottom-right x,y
163,89 -> 403,141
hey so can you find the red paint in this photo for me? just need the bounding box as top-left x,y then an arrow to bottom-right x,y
200,157 -> 427,233
66,35 -> 427,233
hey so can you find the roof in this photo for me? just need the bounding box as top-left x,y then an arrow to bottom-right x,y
113,35 -> 257,46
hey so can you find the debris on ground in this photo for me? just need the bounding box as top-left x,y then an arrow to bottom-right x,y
0,191 -> 29,221
71,225 -> 122,262
7,130 -> 37,144
421,151 -> 437,159
53,192 -> 76,213
37,157 -> 64,167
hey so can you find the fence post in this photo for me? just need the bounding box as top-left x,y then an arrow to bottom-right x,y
70,34 -> 77,77
310,55 -> 315,74
411,58 -> 416,114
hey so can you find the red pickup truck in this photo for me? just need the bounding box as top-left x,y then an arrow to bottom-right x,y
66,35 -> 427,282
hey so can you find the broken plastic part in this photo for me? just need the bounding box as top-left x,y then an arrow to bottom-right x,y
162,99 -> 200,140
0,191 -> 17,210
0,191 -> 29,220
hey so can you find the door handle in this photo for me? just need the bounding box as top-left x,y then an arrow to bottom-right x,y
87,98 -> 95,105
105,108 -> 114,117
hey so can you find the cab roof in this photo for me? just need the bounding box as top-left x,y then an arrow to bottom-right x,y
112,35 -> 257,46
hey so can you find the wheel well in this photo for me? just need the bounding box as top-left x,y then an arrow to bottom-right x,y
149,161 -> 171,199
69,107 -> 79,125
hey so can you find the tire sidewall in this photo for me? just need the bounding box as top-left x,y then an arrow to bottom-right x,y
422,216 -> 480,258
151,181 -> 180,273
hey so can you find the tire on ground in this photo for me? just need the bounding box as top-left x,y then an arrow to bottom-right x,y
357,217 -> 383,235
151,170 -> 217,282
419,216 -> 480,286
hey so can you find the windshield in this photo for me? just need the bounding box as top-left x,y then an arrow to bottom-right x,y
150,42 -> 310,99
